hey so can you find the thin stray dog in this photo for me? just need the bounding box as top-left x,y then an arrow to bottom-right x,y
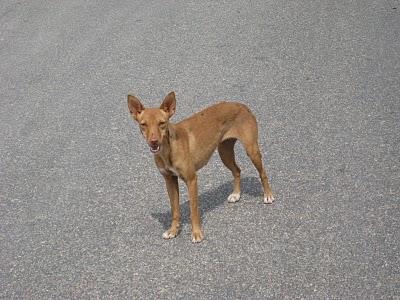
127,92 -> 274,243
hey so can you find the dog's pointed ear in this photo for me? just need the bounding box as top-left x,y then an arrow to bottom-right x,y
160,91 -> 176,118
127,94 -> 145,121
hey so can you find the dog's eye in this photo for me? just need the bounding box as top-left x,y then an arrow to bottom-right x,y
159,122 -> 166,127
140,123 -> 147,127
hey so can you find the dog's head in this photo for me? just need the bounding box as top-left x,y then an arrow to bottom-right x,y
127,92 -> 176,154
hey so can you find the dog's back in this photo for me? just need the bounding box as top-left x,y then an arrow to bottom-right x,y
174,102 -> 258,158
178,101 -> 253,128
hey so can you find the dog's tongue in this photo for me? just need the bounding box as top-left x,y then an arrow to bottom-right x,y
150,144 -> 160,153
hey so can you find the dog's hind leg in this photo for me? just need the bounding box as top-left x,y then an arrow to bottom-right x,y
236,119 -> 274,204
218,138 -> 241,203
243,140 -> 274,204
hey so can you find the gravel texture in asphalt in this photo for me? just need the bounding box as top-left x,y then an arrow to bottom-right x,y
1,0 -> 399,298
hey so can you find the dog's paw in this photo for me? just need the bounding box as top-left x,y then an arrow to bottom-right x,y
191,230 -> 204,243
162,228 -> 179,240
264,195 -> 275,204
227,192 -> 241,203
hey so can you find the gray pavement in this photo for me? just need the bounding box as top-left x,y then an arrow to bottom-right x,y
1,0 -> 399,298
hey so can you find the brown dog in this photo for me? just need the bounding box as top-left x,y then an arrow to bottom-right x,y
127,92 -> 274,243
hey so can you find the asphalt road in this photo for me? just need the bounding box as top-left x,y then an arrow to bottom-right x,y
1,0 -> 399,298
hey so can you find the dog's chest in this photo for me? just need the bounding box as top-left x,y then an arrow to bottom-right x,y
156,155 -> 180,177
158,165 -> 179,176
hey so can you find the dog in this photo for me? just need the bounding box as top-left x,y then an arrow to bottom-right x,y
127,92 -> 274,243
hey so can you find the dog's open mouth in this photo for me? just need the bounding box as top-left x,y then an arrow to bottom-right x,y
149,144 -> 160,153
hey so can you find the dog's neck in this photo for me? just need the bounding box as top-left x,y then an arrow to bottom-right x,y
157,122 -> 176,157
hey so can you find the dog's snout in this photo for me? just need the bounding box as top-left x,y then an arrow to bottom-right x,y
148,136 -> 161,153
150,137 -> 158,144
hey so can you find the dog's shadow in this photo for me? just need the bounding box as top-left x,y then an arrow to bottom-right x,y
151,177 -> 263,229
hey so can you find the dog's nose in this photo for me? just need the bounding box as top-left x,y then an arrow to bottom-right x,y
150,138 -> 158,144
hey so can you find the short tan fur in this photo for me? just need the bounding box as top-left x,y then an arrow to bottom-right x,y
128,92 -> 274,243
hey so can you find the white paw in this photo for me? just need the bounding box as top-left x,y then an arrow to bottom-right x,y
264,195 -> 275,204
191,230 -> 204,243
162,230 -> 177,239
228,192 -> 241,203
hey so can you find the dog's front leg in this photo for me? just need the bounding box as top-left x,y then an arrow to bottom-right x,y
162,174 -> 181,239
184,173 -> 204,243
